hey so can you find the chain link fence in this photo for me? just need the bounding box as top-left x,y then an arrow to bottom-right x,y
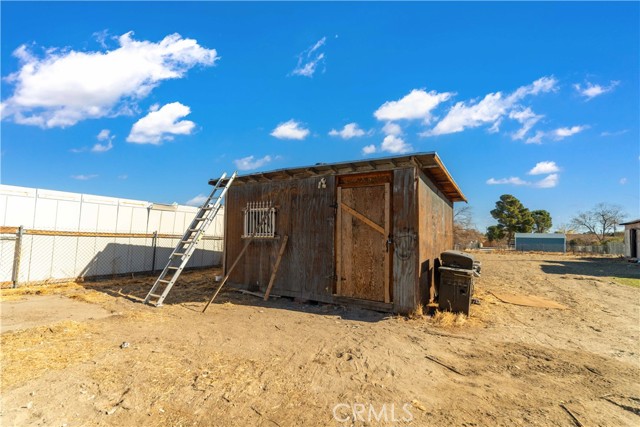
0,226 -> 223,287
471,242 -> 625,254
567,242 -> 624,255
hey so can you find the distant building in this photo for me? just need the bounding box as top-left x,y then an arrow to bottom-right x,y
514,233 -> 566,253
620,219 -> 640,258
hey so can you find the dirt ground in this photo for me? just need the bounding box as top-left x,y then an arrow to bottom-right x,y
1,252 -> 638,426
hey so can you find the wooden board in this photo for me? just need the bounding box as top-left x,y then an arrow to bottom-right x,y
392,168 -> 418,313
223,176 -> 335,300
263,235 -> 289,301
336,184 -> 388,302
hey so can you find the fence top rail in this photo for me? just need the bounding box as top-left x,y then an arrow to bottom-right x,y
0,226 -> 222,240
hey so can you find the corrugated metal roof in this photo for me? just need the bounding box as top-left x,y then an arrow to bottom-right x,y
514,233 -> 566,240
209,152 -> 466,202
620,219 -> 640,225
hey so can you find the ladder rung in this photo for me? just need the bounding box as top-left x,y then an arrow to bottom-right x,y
144,170 -> 237,307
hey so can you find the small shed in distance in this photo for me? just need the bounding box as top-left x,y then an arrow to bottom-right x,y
621,219 -> 640,258
211,153 -> 466,314
515,233 -> 566,253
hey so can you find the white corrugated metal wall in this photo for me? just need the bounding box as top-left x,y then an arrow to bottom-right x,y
0,184 -> 224,284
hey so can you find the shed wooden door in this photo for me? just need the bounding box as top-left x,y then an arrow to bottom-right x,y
336,179 -> 391,303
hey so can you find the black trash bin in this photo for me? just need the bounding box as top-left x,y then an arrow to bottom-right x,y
438,266 -> 474,315
438,250 -> 479,315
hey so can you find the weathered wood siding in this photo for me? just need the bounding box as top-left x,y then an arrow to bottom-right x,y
338,185 -> 387,301
223,166 -> 452,314
224,176 -> 336,300
391,167 -> 419,313
417,169 -> 454,303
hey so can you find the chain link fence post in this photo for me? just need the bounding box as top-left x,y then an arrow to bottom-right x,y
151,230 -> 158,273
12,226 -> 24,288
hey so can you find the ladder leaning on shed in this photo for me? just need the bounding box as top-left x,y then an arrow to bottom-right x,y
144,172 -> 237,307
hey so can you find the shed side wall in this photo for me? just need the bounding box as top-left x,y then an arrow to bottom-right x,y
417,169 -> 454,304
515,237 -> 565,253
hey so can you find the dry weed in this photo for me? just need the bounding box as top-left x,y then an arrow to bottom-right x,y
0,320 -> 109,389
408,304 -> 425,319
431,310 -> 467,328
68,290 -> 113,304
0,281 -> 82,302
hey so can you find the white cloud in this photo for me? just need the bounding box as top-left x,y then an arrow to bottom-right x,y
91,128 -> 114,152
118,174 -> 128,180
93,30 -> 110,48
486,174 -> 559,188
486,177 -> 530,186
1,32 -> 217,128
488,118 -> 503,134
429,92 -> 507,136
270,119 -> 309,140
534,173 -> 559,188
186,194 -> 208,207
488,160 -> 560,188
528,161 -> 560,175
291,37 -> 326,77
382,122 -> 403,136
71,128 -> 115,153
525,125 -> 587,144
234,155 -> 273,171
328,122 -> 365,139
525,131 -> 545,144
362,144 -> 377,155
91,140 -> 113,153
552,125 -> 587,139
601,129 -> 628,137
620,177 -> 628,185
374,89 -> 452,123
127,102 -> 195,144
97,129 -> 111,141
71,174 -> 98,180
509,107 -> 543,140
574,80 -> 619,100
380,135 -> 413,154
427,76 -> 557,137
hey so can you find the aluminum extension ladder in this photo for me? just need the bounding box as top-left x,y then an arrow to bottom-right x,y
144,171 -> 237,306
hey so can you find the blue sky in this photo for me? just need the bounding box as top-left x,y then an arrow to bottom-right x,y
1,2 -> 638,231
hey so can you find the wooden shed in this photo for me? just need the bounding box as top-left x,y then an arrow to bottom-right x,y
211,153 -> 466,314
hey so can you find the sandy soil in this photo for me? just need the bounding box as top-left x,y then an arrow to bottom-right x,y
1,252 -> 638,426
0,295 -> 113,333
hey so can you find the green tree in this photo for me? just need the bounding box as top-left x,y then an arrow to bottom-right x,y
531,210 -> 553,233
486,225 -> 505,242
490,194 -> 534,243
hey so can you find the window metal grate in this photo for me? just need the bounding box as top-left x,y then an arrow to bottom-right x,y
242,201 -> 277,238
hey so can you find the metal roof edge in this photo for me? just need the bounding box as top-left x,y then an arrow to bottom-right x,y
209,152 -> 466,202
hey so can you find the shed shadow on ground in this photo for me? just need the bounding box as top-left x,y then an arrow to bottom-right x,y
539,257 -> 639,280
78,243 -> 391,323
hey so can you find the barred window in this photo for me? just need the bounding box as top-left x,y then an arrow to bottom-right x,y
242,201 -> 277,238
